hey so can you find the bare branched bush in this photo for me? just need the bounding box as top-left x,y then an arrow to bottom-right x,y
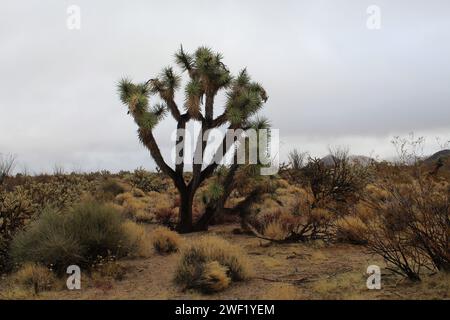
283,148 -> 373,217
249,197 -> 336,243
392,133 -> 425,166
288,149 -> 308,170
0,154 -> 16,185
302,148 -> 372,209
362,179 -> 450,280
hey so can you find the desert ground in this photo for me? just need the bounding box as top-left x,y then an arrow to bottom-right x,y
1,223 -> 448,300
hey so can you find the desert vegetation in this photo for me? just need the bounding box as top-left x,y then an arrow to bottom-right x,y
0,47 -> 448,300
0,137 -> 448,299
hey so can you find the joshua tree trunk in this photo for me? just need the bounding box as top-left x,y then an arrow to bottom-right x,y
178,188 -> 194,233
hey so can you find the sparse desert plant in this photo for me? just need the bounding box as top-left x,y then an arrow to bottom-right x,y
174,235 -> 251,292
13,263 -> 56,294
11,201 -> 136,272
151,227 -> 181,254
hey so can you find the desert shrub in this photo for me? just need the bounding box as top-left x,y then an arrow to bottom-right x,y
10,175 -> 98,213
174,235 -> 251,292
11,201 -> 135,272
116,192 -> 153,223
13,263 -> 56,294
253,200 -> 336,242
151,227 -> 181,254
288,149 -> 308,171
285,148 -> 372,213
98,178 -> 126,200
0,154 -> 16,185
154,206 -> 178,229
130,168 -> 168,193
362,179 -> 450,280
335,216 -> 368,245
64,201 -> 129,262
0,190 -> 34,272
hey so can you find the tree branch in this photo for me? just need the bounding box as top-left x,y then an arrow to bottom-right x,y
138,127 -> 185,190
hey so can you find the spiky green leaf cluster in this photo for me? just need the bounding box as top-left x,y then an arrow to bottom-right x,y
225,70 -> 268,125
206,181 -> 224,201
117,78 -> 167,130
184,79 -> 202,114
174,46 -> 233,114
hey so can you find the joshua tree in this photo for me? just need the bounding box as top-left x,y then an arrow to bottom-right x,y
118,46 -> 269,233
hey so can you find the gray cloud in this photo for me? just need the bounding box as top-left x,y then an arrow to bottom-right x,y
1,0 -> 449,172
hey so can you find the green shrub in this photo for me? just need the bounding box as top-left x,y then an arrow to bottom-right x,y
11,201 -> 134,272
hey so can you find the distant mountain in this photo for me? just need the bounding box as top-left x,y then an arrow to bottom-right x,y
320,154 -> 374,167
425,149 -> 450,163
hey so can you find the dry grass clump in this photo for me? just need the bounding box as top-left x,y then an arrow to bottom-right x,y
116,192 -> 154,223
122,220 -> 151,257
92,259 -> 127,281
13,263 -> 56,294
335,216 -> 368,245
196,261 -> 231,293
263,220 -> 290,240
174,235 -> 252,293
151,227 -> 182,254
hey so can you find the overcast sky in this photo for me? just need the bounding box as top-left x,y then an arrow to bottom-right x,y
1,0 -> 449,173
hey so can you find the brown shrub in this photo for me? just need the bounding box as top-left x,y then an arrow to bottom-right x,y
14,263 -> 56,294
151,227 -> 181,254
197,261 -> 231,293
174,235 -> 251,293
335,216 -> 368,245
